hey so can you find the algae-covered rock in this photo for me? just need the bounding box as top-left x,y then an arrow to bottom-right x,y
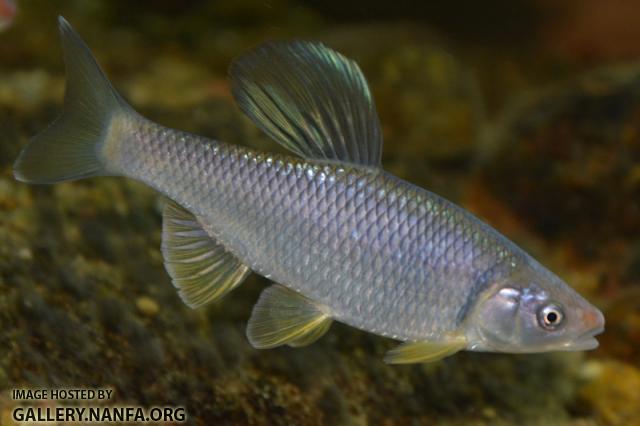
578,360 -> 640,425
2,1 -> 639,425
483,65 -> 640,253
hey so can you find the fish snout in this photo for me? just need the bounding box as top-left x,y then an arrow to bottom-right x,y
581,307 -> 605,337
563,307 -> 605,351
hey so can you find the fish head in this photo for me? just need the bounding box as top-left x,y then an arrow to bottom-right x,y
466,259 -> 604,353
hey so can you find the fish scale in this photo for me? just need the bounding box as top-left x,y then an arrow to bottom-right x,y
108,112 -> 517,340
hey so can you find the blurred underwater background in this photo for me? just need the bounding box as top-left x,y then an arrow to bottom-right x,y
1,0 -> 640,424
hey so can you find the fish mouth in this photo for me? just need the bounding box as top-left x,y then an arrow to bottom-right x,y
562,325 -> 605,351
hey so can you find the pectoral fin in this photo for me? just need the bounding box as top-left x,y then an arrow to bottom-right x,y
384,338 -> 467,364
247,285 -> 333,349
162,200 -> 250,308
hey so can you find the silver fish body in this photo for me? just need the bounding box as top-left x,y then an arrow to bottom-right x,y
112,114 -> 519,341
14,17 -> 605,363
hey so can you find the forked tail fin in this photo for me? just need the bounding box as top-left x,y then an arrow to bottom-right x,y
13,16 -> 128,184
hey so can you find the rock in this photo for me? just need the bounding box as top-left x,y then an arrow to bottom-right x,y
484,64 -> 640,251
136,296 -> 160,317
579,360 -> 640,425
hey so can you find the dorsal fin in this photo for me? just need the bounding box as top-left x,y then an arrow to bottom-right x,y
230,41 -> 383,167
161,200 -> 251,308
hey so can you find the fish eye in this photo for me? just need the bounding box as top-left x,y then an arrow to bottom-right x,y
538,304 -> 564,330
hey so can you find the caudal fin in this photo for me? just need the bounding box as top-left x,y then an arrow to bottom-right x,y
13,16 -> 128,184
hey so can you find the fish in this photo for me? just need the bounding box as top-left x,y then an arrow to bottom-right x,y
0,0 -> 15,32
13,17 -> 605,364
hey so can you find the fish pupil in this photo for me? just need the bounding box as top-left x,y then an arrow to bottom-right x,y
546,312 -> 558,323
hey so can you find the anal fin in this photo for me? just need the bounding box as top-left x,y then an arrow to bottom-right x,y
162,200 -> 250,308
247,285 -> 333,349
384,337 -> 467,364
